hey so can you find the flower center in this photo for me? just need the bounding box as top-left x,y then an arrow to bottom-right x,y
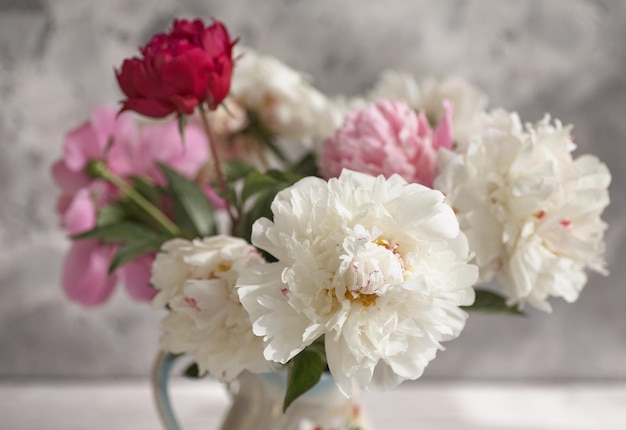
217,261 -> 232,272
341,235 -> 404,308
344,289 -> 378,308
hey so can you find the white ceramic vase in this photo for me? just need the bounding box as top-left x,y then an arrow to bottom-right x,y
152,351 -> 373,430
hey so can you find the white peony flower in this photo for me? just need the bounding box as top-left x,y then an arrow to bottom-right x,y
237,170 -> 478,395
231,47 -> 332,147
368,70 -> 488,147
435,110 -> 611,312
151,236 -> 270,381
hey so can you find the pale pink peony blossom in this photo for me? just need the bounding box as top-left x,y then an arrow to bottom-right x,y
53,105 -> 210,306
320,100 -> 453,187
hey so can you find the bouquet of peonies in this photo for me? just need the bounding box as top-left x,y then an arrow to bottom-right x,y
52,17 -> 611,412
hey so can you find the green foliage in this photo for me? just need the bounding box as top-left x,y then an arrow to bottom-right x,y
73,165 -> 219,276
241,170 -> 284,203
96,203 -> 126,226
463,289 -> 525,316
73,221 -> 167,243
290,152 -> 320,178
73,219 -> 173,274
130,175 -> 163,206
237,169 -> 301,243
222,159 -> 254,182
183,362 -> 204,379
283,340 -> 327,412
240,188 -> 278,245
177,114 -> 187,148
159,164 -> 215,238
108,236 -> 165,274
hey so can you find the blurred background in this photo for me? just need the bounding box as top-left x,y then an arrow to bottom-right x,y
0,0 -> 625,382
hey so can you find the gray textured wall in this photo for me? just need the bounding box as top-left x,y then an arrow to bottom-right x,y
1,0 -> 625,380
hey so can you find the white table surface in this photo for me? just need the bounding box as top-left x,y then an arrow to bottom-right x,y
1,380 -> 625,430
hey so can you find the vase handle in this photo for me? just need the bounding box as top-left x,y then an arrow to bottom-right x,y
151,351 -> 183,430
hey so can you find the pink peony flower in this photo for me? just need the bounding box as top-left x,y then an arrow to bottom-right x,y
52,105 -> 209,195
320,100 -> 454,187
51,106 -> 136,196
53,105 -> 209,306
128,118 -> 209,184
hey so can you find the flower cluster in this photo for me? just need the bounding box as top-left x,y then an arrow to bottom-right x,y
53,17 -> 611,412
52,105 -> 209,305
435,110 -> 611,311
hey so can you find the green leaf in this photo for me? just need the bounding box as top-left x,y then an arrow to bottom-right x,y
290,152 -> 320,177
239,187 -> 279,243
177,114 -> 187,148
96,203 -> 126,227
108,236 -> 165,274
462,289 -> 525,316
238,168 -> 302,244
129,176 -> 163,206
73,221 -> 166,243
241,170 -> 281,203
283,341 -> 326,412
225,183 -> 240,208
159,164 -> 215,238
183,362 -> 203,379
265,169 -> 301,184
222,160 -> 254,182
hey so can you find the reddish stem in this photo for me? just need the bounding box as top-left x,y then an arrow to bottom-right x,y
198,103 -> 238,232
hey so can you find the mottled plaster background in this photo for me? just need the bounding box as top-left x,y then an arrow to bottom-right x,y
0,0 -> 624,380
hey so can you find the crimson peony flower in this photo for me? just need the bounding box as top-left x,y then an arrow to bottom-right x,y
116,19 -> 236,118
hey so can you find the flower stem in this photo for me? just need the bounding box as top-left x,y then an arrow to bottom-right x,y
198,103 -> 238,232
88,160 -> 180,236
198,103 -> 228,197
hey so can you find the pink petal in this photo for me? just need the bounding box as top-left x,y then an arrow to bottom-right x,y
63,122 -> 101,171
433,100 -> 454,150
416,112 -> 431,139
89,106 -> 120,148
137,120 -> 209,182
62,188 -> 97,235
61,241 -> 118,307
51,160 -> 91,194
120,253 -> 157,302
